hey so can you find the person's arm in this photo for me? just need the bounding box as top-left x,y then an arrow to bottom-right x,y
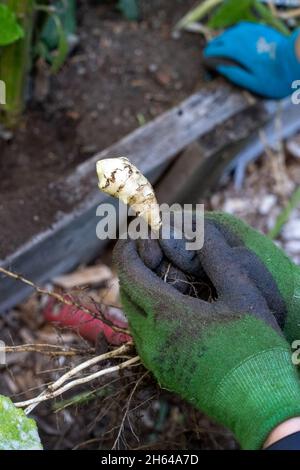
264,418 -> 300,449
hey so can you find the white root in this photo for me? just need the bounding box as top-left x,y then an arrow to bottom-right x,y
16,357 -> 140,411
14,346 -> 140,413
96,157 -> 162,232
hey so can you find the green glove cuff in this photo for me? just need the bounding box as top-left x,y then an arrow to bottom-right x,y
213,348 -> 300,449
286,266 -> 300,344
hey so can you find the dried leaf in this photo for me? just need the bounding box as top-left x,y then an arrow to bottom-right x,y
54,265 -> 113,289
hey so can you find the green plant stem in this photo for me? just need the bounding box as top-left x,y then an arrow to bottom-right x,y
175,0 -> 223,31
254,0 -> 290,35
0,0 -> 35,127
268,186 -> 300,239
53,386 -> 112,412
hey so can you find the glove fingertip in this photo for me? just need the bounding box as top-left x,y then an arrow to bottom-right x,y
137,239 -> 163,271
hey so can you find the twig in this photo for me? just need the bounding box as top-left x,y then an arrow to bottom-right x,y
259,106 -> 291,198
267,0 -> 277,16
163,263 -> 171,283
14,356 -> 140,410
268,187 -> 300,239
73,437 -> 104,450
0,266 -> 129,334
2,343 -> 94,356
181,22 -> 214,40
174,0 -> 223,31
21,344 -> 133,414
48,344 -> 131,391
276,8 -> 300,19
53,377 -> 121,412
254,0 -> 290,35
112,371 -> 148,449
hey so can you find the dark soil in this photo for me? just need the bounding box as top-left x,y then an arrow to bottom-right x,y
0,0 -> 206,258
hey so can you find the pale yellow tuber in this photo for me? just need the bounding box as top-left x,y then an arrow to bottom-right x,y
96,157 -> 162,232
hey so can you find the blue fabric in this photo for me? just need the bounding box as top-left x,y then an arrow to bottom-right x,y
204,22 -> 300,99
265,431 -> 300,450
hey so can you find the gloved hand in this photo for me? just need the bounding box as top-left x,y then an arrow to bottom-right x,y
205,211 -> 300,345
114,221 -> 300,449
203,22 -> 300,99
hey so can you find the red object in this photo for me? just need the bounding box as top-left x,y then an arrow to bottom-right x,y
44,296 -> 131,345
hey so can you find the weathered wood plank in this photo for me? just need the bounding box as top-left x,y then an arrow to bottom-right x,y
156,104 -> 269,204
0,83 -> 268,311
62,83 -> 260,207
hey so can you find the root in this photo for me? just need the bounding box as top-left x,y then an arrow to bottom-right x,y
14,344 -> 140,414
0,266 -> 129,334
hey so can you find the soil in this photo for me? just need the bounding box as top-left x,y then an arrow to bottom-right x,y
0,0 -> 206,258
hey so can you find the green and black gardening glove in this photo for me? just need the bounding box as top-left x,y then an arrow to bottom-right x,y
204,212 -> 300,345
114,221 -> 300,450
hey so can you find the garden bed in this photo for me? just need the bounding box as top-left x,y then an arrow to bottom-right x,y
0,0 -> 203,259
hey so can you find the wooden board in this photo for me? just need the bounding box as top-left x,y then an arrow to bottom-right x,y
0,83 -> 269,311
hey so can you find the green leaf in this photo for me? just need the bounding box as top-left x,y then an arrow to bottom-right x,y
35,39 -> 51,62
253,0 -> 290,35
208,0 -> 257,29
0,4 -> 24,46
0,395 -> 43,450
268,187 -> 300,239
118,0 -> 140,21
208,0 -> 291,34
40,0 -> 76,51
38,0 -> 77,72
50,14 -> 69,73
